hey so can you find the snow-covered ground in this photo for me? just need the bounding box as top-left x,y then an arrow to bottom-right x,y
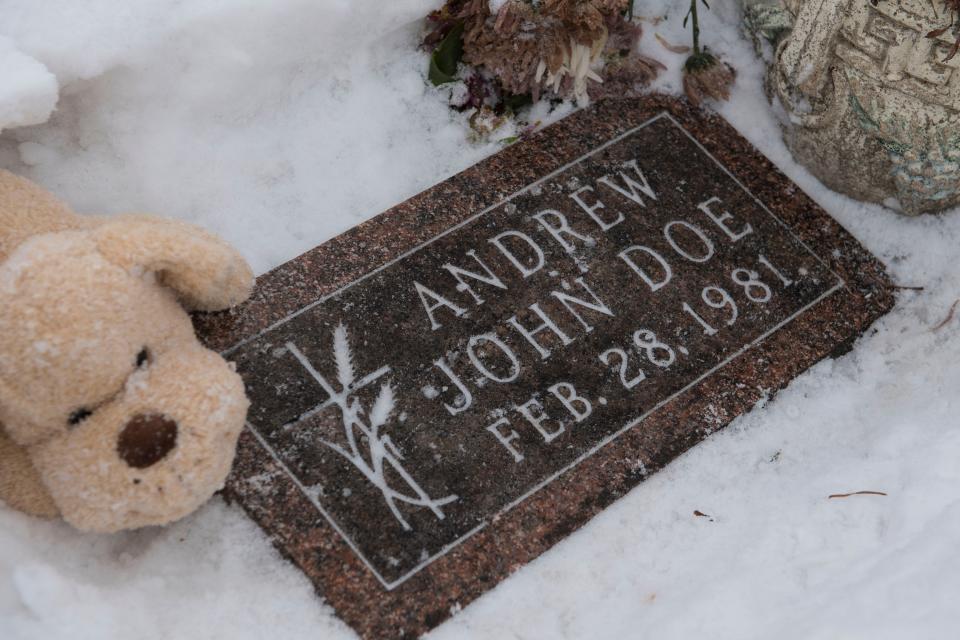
1,1 -> 958,639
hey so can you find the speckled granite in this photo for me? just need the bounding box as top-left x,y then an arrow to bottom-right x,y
195,95 -> 893,639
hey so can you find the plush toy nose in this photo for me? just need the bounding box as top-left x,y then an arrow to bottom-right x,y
117,413 -> 178,468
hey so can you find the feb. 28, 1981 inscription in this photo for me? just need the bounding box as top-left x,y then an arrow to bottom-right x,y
203,97 -> 892,639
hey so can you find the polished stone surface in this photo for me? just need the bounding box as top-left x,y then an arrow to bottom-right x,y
195,95 -> 893,639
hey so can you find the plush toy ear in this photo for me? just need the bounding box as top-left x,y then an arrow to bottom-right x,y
0,170 -> 88,263
93,215 -> 254,311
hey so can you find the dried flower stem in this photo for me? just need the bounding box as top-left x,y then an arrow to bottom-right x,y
827,491 -> 888,499
932,299 -> 959,332
689,0 -> 701,56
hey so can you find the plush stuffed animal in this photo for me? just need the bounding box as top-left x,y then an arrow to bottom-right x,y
0,170 -> 253,532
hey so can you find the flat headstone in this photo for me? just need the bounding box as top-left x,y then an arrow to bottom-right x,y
196,96 -> 893,639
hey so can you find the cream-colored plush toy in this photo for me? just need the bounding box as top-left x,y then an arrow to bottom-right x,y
0,170 -> 252,532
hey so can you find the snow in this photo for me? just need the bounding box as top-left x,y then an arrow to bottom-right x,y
1,501 -> 351,640
2,2 -> 959,639
0,0 -> 499,274
0,38 -> 57,132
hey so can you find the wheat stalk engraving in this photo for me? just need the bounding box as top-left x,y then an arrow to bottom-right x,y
285,324 -> 457,531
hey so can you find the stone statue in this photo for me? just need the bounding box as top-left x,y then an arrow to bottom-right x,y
745,0 -> 959,215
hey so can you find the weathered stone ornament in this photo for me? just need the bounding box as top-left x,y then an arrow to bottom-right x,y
747,0 -> 960,215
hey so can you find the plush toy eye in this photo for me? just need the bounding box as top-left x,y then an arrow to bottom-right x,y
68,408 -> 93,426
136,348 -> 150,368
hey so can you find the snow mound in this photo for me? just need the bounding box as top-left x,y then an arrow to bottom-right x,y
0,0 -> 498,274
0,38 -> 57,133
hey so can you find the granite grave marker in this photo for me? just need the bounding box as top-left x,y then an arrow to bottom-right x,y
196,96 -> 893,639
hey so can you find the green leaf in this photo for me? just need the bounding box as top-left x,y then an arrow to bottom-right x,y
428,22 -> 464,86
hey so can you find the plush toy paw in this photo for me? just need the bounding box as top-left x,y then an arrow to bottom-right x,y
0,170 -> 253,532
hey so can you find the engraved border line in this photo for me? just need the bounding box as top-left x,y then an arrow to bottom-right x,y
228,113 -> 847,590
498,282 -> 844,520
660,112 -> 845,284
223,112 -> 670,358
244,423 -> 487,590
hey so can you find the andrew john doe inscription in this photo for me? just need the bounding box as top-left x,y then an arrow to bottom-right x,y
228,113 -> 841,588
